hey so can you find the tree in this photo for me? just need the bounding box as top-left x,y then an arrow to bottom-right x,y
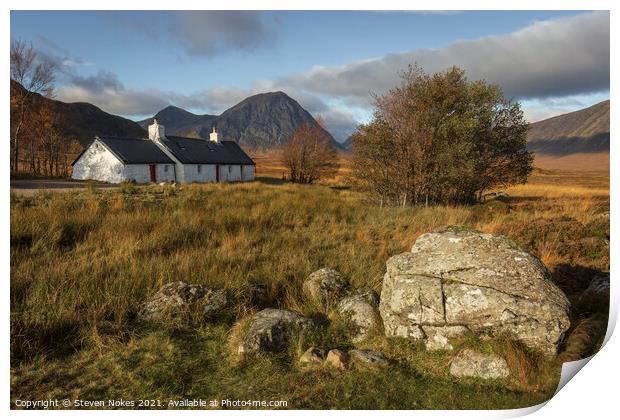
281,121 -> 339,183
10,40 -> 56,172
352,65 -> 532,206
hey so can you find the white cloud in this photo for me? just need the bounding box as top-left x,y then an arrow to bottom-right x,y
281,11 -> 609,107
55,11 -> 609,139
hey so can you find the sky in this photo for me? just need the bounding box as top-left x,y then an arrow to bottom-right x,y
10,10 -> 610,142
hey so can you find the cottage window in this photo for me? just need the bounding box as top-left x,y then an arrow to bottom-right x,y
197,164 -> 202,173
228,166 -> 232,174
164,165 -> 169,172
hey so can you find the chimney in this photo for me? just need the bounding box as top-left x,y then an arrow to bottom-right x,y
148,118 -> 166,141
209,126 -> 219,143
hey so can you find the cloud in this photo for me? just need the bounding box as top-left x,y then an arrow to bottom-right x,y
282,12 -> 609,107
54,11 -> 609,140
33,34 -> 96,71
57,71 -> 169,115
169,11 -> 274,56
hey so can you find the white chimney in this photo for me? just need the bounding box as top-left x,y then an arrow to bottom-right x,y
148,119 -> 166,141
209,126 -> 219,143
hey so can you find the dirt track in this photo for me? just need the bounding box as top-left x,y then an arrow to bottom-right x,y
10,179 -> 118,196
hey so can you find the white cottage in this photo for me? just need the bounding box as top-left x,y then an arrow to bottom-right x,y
72,120 -> 256,184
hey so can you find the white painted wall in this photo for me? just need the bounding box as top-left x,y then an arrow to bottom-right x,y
241,165 -> 256,182
72,140 -> 126,183
72,140 -> 176,184
183,164 -> 217,183
183,164 -> 255,183
121,164 -> 176,184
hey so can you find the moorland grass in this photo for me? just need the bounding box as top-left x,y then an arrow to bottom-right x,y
10,171 -> 609,409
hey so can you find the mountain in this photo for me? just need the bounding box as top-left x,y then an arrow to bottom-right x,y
527,100 -> 610,156
341,137 -> 353,151
11,80 -> 145,146
142,92 -> 343,151
137,105 -> 217,135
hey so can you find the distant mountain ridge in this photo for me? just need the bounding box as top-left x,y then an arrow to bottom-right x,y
139,91 -> 344,151
526,100 -> 610,155
138,105 -> 217,136
11,80 -> 145,146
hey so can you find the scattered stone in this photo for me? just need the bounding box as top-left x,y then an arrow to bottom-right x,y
202,288 -> 227,318
138,281 -> 227,323
326,349 -> 349,370
423,326 -> 470,351
450,349 -> 510,380
299,346 -> 329,365
337,290 -> 382,341
238,308 -> 314,355
583,272 -> 610,299
303,268 -> 349,307
379,226 -> 571,356
349,349 -> 389,368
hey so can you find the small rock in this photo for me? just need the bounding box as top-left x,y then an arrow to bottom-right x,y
349,349 -> 389,368
138,281 -> 227,323
450,349 -> 510,380
423,325 -> 470,351
337,290 -> 382,341
299,346 -> 328,364
202,288 -> 227,319
326,349 -> 349,370
303,268 -> 349,307
238,308 -> 314,355
583,272 -> 610,299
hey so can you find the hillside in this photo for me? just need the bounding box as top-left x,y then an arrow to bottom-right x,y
137,105 -> 217,135
142,92 -> 343,151
11,80 -> 145,147
527,100 -> 610,155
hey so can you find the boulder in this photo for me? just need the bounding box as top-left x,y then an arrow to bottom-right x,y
238,308 -> 314,355
326,349 -> 349,370
337,289 -> 382,340
299,346 -> 329,365
379,226 -> 571,356
583,272 -> 610,299
138,281 -> 227,323
303,268 -> 349,307
349,349 -> 389,368
449,349 -> 510,380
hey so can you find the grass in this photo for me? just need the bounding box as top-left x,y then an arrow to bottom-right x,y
10,168 -> 609,409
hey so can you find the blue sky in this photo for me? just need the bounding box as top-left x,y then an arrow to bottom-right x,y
10,10 -> 610,141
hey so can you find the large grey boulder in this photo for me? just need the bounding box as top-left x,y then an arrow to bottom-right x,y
450,349 -> 510,380
379,226 -> 571,356
337,289 -> 382,341
238,308 -> 314,355
138,281 -> 227,323
303,268 -> 349,308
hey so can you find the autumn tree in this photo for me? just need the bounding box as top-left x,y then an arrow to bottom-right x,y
352,65 -> 532,206
10,39 -> 56,172
281,121 -> 339,183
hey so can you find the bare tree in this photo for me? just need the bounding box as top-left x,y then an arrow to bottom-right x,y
281,121 -> 339,183
10,40 -> 56,172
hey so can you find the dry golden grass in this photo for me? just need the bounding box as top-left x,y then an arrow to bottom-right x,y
9,166 -> 609,409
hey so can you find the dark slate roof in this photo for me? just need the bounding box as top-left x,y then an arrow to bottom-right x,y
96,136 -> 175,164
161,136 -> 256,165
